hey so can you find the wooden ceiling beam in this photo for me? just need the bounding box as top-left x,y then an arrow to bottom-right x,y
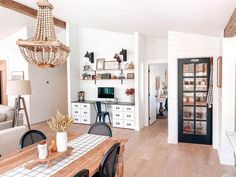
224,8 -> 236,37
0,0 -> 66,29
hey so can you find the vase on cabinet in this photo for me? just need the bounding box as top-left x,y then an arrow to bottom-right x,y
56,131 -> 68,152
130,95 -> 135,103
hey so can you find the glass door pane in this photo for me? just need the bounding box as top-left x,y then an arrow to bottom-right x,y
195,92 -> 207,106
183,121 -> 194,134
183,107 -> 194,120
183,64 -> 194,77
196,78 -> 207,91
196,63 -> 207,76
183,78 -> 194,91
195,121 -> 207,135
183,93 -> 194,105
196,107 -> 207,120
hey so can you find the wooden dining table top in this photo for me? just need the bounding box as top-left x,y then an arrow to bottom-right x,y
0,130 -> 128,177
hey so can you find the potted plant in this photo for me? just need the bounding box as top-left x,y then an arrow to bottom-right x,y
126,88 -> 135,103
47,111 -> 73,152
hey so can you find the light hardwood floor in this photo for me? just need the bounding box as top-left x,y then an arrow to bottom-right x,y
32,119 -> 236,177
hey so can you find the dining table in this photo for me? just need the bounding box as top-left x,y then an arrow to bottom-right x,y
0,131 -> 128,177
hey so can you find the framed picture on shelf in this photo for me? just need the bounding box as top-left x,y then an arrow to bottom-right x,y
11,71 -> 24,80
217,56 -> 222,88
104,61 -> 119,70
96,58 -> 105,70
127,73 -> 134,79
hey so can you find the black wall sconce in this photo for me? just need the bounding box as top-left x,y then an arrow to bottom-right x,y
84,51 -> 94,63
119,49 -> 127,62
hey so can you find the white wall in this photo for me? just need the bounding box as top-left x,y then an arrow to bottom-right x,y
0,27 -> 29,107
27,27 -> 68,124
168,31 -> 219,146
144,37 -> 168,60
66,23 -> 81,116
78,28 -> 135,102
219,37 -> 236,165
134,32 -> 145,130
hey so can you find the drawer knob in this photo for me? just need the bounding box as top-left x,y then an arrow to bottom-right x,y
84,119 -> 87,121
127,123 -> 131,126
116,114 -> 120,116
116,122 -> 120,125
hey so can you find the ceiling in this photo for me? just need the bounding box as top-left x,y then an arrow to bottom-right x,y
4,0 -> 236,38
0,6 -> 34,40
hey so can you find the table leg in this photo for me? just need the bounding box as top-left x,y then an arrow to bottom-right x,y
117,142 -> 125,177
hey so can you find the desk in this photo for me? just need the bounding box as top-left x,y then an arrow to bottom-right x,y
71,101 -> 135,129
0,132 -> 128,177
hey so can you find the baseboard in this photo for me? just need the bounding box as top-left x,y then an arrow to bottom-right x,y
218,150 -> 235,165
168,136 -> 177,144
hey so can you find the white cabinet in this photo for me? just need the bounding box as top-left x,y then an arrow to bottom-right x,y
112,105 -> 135,129
71,103 -> 96,124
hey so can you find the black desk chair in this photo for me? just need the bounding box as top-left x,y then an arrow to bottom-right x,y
93,143 -> 120,177
95,101 -> 111,125
74,169 -> 89,177
88,122 -> 112,137
19,130 -> 47,149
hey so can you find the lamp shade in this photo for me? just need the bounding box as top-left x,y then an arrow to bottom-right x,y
7,80 -> 32,96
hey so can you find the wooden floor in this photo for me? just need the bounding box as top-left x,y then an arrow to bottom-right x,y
32,119 -> 236,177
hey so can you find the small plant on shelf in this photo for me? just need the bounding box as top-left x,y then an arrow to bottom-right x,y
126,88 -> 135,103
126,88 -> 135,96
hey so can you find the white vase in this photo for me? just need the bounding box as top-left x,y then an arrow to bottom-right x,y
56,131 -> 68,152
130,95 -> 135,103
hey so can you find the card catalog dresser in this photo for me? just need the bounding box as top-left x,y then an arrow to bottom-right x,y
71,101 -> 135,130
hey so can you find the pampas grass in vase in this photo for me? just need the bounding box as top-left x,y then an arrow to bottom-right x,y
47,111 -> 73,152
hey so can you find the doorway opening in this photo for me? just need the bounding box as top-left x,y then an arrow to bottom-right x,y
0,60 -> 8,105
148,63 -> 168,126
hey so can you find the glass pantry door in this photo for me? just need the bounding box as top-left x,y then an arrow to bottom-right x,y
178,58 -> 212,145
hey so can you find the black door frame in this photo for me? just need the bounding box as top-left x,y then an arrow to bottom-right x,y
178,57 -> 213,145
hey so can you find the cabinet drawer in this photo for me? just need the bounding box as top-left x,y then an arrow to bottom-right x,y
124,112 -> 134,120
124,120 -> 135,129
72,109 -> 80,115
80,117 -> 90,124
72,103 -> 80,109
112,105 -> 123,111
80,109 -> 90,116
124,106 -> 135,112
113,111 -> 124,120
80,103 -> 90,109
73,116 -> 80,123
113,119 -> 124,128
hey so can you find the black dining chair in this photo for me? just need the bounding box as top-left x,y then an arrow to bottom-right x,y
74,169 -> 89,177
95,101 -> 111,125
19,130 -> 47,149
88,122 -> 112,137
93,143 -> 120,177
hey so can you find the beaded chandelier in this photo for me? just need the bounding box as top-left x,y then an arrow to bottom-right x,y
17,0 -> 70,68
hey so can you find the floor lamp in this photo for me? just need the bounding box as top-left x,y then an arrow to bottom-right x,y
6,80 -> 32,130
